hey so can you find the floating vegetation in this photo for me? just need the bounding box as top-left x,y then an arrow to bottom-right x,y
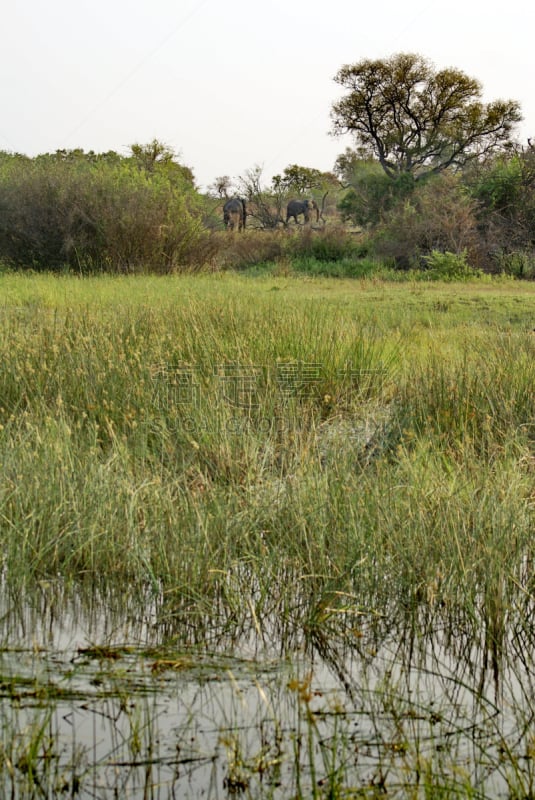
2,589 -> 535,798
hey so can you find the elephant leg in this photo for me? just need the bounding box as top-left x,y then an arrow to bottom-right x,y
228,210 -> 241,231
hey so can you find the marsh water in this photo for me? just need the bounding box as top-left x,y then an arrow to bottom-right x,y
1,582 -> 534,799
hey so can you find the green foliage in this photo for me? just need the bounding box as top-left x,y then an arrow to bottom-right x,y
129,138 -> 196,187
372,173 -> 480,269
469,154 -> 524,212
490,249 -> 535,278
466,147 -> 535,257
335,151 -> 415,226
272,164 -> 336,197
0,146 -> 205,272
422,250 -> 481,280
289,255 -> 378,278
331,53 -> 522,182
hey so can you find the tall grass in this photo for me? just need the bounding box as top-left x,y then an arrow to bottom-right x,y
0,273 -> 534,646
2,272 -> 535,797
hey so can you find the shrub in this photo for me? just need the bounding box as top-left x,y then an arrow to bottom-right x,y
490,250 -> 535,279
372,173 -> 481,269
0,151 -> 206,273
465,149 -> 535,261
335,155 -> 415,227
422,250 -> 481,280
285,226 -> 362,262
209,230 -> 285,270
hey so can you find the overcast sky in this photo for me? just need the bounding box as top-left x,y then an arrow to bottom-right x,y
3,0 -> 534,190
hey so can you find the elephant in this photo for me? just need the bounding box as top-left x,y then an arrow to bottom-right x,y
223,197 -> 247,231
286,198 -> 319,225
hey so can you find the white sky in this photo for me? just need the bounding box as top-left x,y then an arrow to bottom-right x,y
2,0 -> 534,190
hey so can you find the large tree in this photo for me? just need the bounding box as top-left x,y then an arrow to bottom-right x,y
331,53 -> 522,182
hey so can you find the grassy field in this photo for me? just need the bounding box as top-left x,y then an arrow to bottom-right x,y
2,271 -> 535,796
1,271 -> 535,634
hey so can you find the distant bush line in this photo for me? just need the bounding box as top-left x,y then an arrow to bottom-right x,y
1,146 -> 534,278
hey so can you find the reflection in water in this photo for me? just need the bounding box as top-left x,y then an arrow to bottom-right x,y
1,583 -> 535,797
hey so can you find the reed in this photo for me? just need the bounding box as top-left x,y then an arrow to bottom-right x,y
0,272 -> 534,645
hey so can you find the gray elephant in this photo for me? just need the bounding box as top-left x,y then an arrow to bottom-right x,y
223,197 -> 247,231
286,198 -> 319,225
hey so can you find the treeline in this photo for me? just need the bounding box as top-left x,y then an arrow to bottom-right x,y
0,145 -> 350,274
1,140 -> 535,277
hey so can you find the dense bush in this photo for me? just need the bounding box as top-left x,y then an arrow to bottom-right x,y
371,173 -> 482,269
1,143 -> 534,278
467,149 -> 535,263
335,152 -> 415,228
490,249 -> 535,278
286,225 -> 363,262
422,250 -> 482,280
335,144 -> 535,277
0,150 -> 207,272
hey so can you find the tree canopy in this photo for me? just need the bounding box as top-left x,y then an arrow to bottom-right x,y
331,53 -> 522,182
129,139 -> 196,187
272,164 -> 331,195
